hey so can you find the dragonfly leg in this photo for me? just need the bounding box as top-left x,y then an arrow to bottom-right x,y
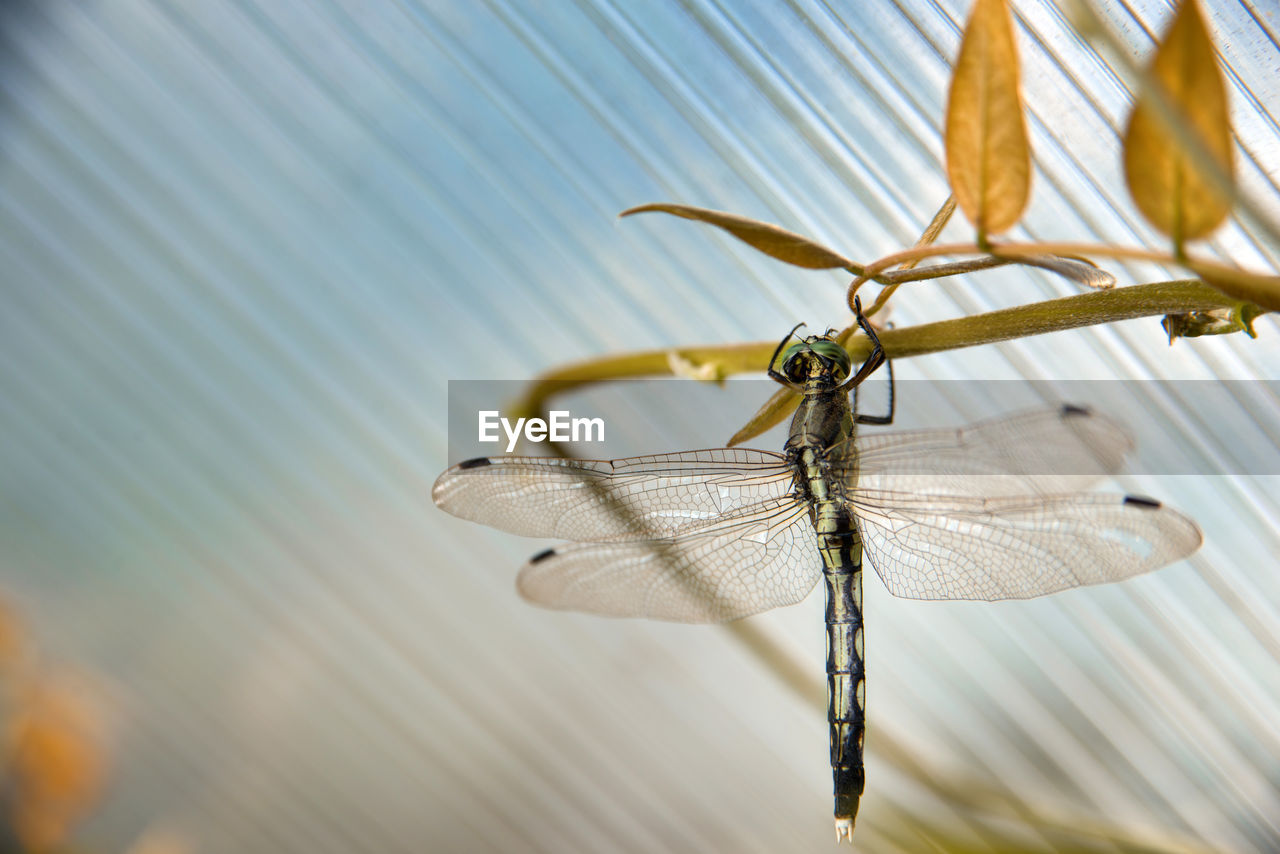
854,358 -> 894,425
844,296 -> 894,425
841,297 -> 885,388
767,322 -> 807,385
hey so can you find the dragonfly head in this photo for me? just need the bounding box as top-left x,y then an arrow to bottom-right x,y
776,336 -> 852,385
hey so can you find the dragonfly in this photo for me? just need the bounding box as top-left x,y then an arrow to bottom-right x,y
432,300 -> 1203,842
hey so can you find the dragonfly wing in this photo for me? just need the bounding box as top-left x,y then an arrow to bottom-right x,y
853,490 -> 1202,601
517,498 -> 821,622
433,448 -> 794,541
850,405 -> 1134,496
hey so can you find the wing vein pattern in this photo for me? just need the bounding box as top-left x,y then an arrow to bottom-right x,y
434,407 -> 1201,614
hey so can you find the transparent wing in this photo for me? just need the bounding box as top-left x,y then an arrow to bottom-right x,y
853,489 -> 1202,601
433,449 -> 793,541
847,405 -> 1134,496
516,498 -> 821,622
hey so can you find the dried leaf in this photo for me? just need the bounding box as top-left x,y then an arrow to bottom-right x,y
727,387 -> 800,447
1185,260 -> 1280,312
944,0 -> 1032,237
1122,0 -> 1234,243
1016,255 -> 1116,289
620,204 -> 858,270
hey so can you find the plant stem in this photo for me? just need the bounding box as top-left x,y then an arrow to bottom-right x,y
509,280 -> 1238,419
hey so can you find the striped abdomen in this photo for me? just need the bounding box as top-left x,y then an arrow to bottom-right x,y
785,379 -> 864,840
818,510 -> 865,838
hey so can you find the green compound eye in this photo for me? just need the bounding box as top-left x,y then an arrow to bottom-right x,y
808,340 -> 852,380
777,340 -> 851,383
777,342 -> 807,369
777,342 -> 811,383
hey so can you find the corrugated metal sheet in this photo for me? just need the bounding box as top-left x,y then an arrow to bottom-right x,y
1,1 -> 1278,851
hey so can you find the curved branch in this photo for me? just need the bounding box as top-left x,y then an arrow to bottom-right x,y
508,280 -> 1240,420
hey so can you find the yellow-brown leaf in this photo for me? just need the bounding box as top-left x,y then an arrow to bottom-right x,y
944,0 -> 1032,237
727,387 -> 799,446
1122,0 -> 1234,243
1185,260 -> 1280,311
620,204 -> 858,270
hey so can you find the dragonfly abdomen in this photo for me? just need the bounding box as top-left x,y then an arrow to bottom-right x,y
819,522 -> 866,840
788,376 -> 867,841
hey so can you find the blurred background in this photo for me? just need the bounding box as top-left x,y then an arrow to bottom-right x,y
1,0 -> 1279,851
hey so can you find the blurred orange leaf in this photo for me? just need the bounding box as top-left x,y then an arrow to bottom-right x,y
6,675 -> 107,852
0,597 -> 24,673
945,0 -> 1031,237
1122,0 -> 1234,244
620,203 -> 858,270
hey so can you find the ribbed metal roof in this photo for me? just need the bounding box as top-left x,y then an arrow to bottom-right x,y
1,1 -> 1278,852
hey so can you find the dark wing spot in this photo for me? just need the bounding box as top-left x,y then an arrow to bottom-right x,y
1124,495 -> 1162,509
457,457 -> 493,470
529,548 -> 557,564
1061,403 -> 1091,417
